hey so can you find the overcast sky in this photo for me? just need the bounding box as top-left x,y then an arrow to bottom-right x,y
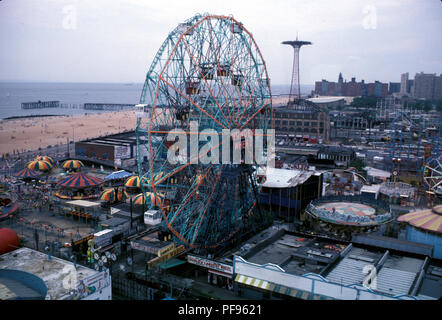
0,0 -> 441,85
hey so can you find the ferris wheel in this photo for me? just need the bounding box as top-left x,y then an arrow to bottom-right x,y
136,14 -> 273,250
424,157 -> 442,195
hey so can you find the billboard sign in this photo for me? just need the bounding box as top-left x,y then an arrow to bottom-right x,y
187,254 -> 233,275
114,146 -> 131,159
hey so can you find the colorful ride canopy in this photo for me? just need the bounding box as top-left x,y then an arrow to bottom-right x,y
57,172 -> 104,188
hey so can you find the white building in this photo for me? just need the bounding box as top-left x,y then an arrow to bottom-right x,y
0,247 -> 111,300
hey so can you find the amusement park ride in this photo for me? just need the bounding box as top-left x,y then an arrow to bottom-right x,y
387,111 -> 442,201
135,14 -> 273,253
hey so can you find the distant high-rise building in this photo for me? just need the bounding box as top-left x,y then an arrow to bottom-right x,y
337,72 -> 343,96
389,82 -> 401,94
434,75 -> 442,100
400,72 -> 409,94
414,72 -> 438,100
407,79 -> 414,95
314,73 -> 388,97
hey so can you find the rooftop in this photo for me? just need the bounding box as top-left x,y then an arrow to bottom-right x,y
257,167 -> 314,188
363,166 -> 391,179
233,225 -> 440,299
0,247 -> 97,300
307,97 -> 345,104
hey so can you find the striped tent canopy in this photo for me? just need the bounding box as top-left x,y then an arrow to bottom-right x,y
63,160 -> 84,170
98,188 -> 129,202
132,192 -> 164,206
57,172 -> 104,188
14,168 -> 42,179
125,176 -> 140,188
35,156 -> 55,166
125,176 -> 148,188
397,205 -> 442,234
26,160 -> 52,171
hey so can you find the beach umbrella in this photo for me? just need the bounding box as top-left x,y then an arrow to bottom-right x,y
57,172 -> 104,188
35,156 -> 55,166
14,168 -> 42,180
26,160 -> 52,172
63,160 -> 84,170
132,192 -> 164,206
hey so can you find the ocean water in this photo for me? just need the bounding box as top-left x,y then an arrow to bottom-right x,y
0,82 -> 313,120
0,82 -> 144,120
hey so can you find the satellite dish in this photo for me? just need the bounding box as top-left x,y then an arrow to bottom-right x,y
127,257 -> 133,266
111,254 -> 117,261
94,253 -> 100,260
101,256 -> 108,263
98,260 -> 104,267
94,263 -> 100,271
105,251 -> 111,258
119,264 -> 126,271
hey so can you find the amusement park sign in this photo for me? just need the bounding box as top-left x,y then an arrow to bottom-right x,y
187,254 -> 233,275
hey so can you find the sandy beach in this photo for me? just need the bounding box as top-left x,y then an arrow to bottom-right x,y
0,98 -> 287,157
0,111 -> 137,155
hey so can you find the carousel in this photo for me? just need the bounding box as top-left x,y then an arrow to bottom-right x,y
54,172 -> 104,200
14,168 -> 42,182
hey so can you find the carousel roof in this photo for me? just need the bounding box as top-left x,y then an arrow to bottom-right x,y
14,168 -> 42,179
57,172 -> 104,188
397,205 -> 442,234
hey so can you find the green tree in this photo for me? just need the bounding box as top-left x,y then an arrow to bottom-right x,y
423,100 -> 432,112
350,97 -> 378,109
349,158 -> 365,171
